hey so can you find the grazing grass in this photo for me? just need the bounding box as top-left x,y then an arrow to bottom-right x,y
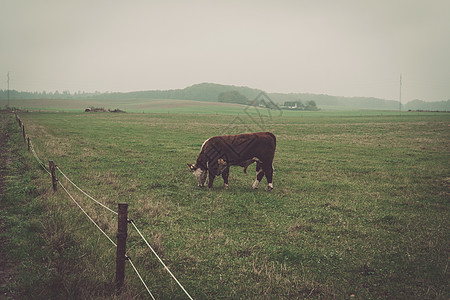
3,109 -> 449,299
0,98 -> 251,114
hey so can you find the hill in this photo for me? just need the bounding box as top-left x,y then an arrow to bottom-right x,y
92,83 -> 262,102
63,83 -> 450,111
91,83 -> 449,111
1,83 -> 449,111
269,93 -> 401,110
404,99 -> 450,111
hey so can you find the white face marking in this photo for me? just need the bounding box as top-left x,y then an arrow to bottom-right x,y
252,180 -> 260,189
193,168 -> 207,186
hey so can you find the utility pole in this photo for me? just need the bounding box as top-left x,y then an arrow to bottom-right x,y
399,73 -> 402,112
7,72 -> 10,108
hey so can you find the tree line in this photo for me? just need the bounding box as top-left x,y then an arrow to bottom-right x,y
0,89 -> 101,100
218,90 -> 320,111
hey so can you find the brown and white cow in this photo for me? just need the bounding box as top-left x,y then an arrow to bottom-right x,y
187,132 -> 276,191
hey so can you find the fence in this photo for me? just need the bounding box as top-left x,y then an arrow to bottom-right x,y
13,113 -> 193,299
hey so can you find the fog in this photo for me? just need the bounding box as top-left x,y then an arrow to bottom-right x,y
1,0 -> 449,102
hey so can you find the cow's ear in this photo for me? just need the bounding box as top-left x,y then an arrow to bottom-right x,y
187,163 -> 196,171
218,158 -> 227,166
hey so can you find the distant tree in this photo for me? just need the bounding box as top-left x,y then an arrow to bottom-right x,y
218,91 -> 250,105
297,101 -> 305,110
284,101 -> 296,107
305,100 -> 319,111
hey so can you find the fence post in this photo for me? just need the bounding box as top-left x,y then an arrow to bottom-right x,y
22,125 -> 26,142
49,161 -> 57,191
27,137 -> 30,151
116,203 -> 128,294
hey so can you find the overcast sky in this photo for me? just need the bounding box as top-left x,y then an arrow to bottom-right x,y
1,0 -> 449,102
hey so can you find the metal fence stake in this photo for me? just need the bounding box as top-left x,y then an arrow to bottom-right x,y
49,161 -> 57,191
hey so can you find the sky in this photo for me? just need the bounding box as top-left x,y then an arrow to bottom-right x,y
1,0 -> 449,102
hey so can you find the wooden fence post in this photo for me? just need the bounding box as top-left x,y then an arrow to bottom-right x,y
49,161 -> 57,191
116,203 -> 128,294
27,137 -> 30,151
22,125 -> 26,142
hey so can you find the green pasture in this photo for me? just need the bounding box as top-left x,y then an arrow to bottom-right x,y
1,98 -> 249,114
1,97 -> 440,116
3,109 -> 449,299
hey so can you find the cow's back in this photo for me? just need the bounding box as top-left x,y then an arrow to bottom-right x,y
203,132 -> 276,164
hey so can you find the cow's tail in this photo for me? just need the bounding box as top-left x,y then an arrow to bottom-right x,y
267,132 -> 276,172
267,132 -> 276,148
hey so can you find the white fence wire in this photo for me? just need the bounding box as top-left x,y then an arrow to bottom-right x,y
57,179 -> 118,248
130,220 -> 194,300
56,166 -> 118,216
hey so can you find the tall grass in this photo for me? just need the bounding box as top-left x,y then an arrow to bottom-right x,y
6,110 -> 450,299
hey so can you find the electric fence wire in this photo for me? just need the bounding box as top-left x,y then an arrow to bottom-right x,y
57,179 -> 117,248
127,256 -> 156,300
23,124 -> 116,247
56,166 -> 118,215
57,178 -> 157,298
54,168 -> 157,299
55,171 -> 157,299
29,139 -> 50,175
130,220 -> 194,300
21,117 -> 166,299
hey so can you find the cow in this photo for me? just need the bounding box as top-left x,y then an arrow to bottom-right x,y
187,132 -> 276,191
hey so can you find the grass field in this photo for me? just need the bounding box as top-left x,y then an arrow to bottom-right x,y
2,107 -> 449,299
0,98 -> 252,114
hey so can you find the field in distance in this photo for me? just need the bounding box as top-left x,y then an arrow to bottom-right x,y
3,97 -> 444,118
1,97 -> 257,114
6,110 -> 450,299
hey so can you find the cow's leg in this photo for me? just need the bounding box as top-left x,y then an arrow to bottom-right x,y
208,172 -> 216,189
221,166 -> 230,189
252,162 -> 265,189
263,162 -> 274,191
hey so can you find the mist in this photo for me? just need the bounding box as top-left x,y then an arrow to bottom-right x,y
1,0 -> 449,102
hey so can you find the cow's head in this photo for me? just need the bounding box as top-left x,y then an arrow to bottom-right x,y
187,163 -> 207,187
